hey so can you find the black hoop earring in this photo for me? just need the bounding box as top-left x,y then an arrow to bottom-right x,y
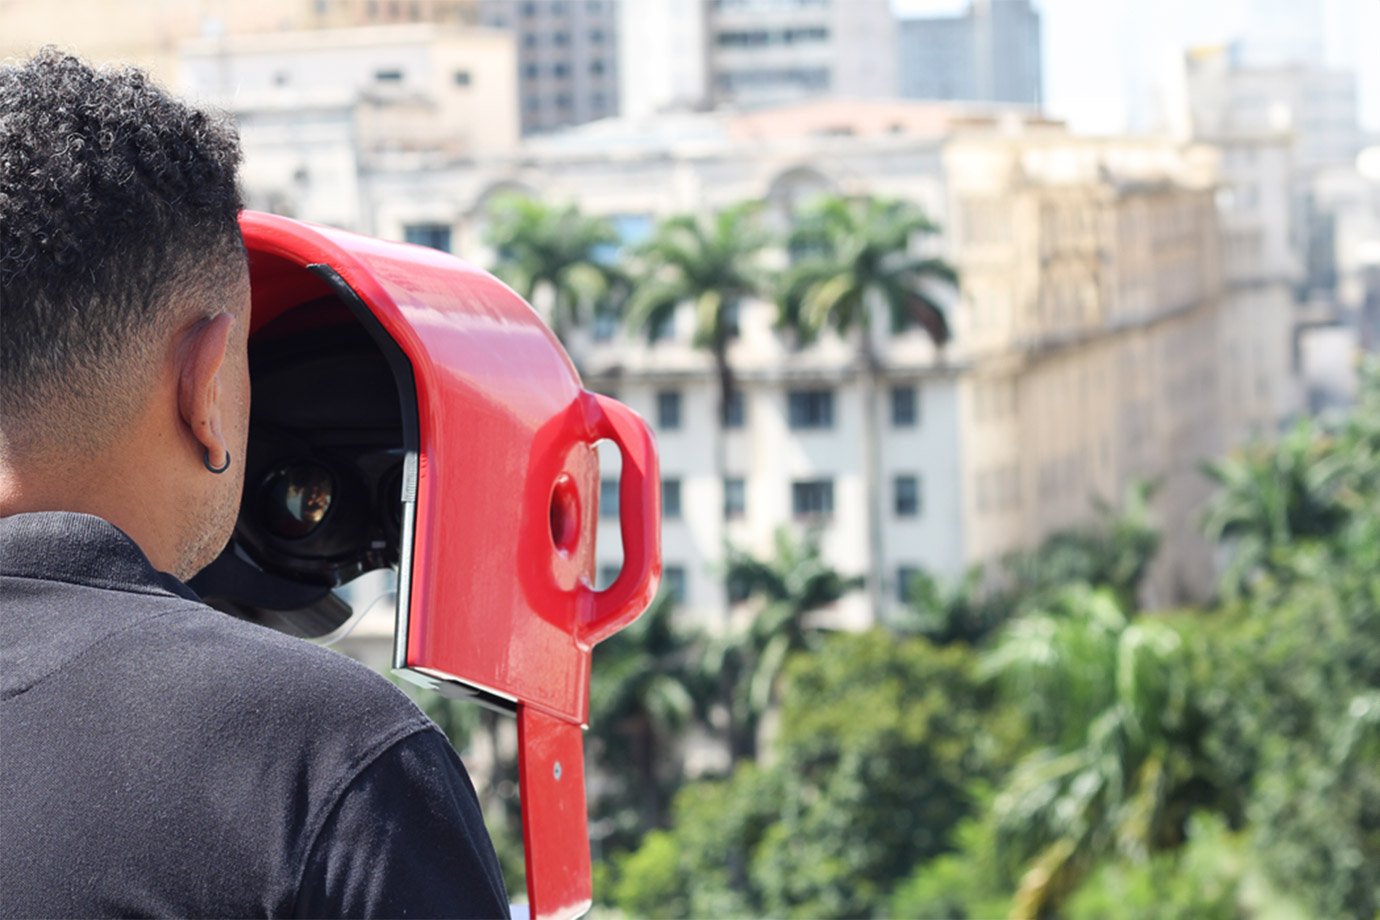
204,449 -> 231,474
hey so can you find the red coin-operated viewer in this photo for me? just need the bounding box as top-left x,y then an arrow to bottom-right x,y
191,211 -> 662,920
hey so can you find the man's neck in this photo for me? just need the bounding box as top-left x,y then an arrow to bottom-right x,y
0,439 -> 181,575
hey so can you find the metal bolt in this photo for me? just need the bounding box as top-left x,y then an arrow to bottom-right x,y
553,761 -> 563,780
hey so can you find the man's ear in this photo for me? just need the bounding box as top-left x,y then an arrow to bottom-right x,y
177,313 -> 236,469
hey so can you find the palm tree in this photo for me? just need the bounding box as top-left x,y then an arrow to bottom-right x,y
484,194 -> 621,343
625,204 -> 771,430
1004,479 -> 1162,611
779,195 -> 956,618
1202,420 -> 1349,600
625,205 -> 773,617
892,564 -> 1005,646
711,527 -> 863,762
981,585 -> 1201,918
588,592 -> 706,843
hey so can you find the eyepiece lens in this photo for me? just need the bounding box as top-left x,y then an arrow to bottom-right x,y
259,463 -> 336,539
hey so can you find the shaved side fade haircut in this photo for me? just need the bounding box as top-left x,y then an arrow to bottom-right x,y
0,49 -> 245,458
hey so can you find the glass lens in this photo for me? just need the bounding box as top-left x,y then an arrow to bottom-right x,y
259,463 -> 336,539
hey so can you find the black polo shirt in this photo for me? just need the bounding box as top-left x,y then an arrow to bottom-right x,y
0,512 -> 509,919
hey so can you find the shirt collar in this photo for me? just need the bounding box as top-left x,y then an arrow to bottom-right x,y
0,511 -> 201,603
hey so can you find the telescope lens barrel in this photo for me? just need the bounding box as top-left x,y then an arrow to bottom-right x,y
258,462 -> 337,540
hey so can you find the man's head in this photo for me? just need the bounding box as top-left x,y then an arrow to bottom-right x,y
0,49 -> 249,578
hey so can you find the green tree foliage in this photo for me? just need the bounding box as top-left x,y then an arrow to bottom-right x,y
606,632 -> 1008,919
483,194 -> 621,343
1202,421 -> 1351,601
591,364 -> 1380,920
894,481 -> 1162,646
890,564 -> 1009,646
713,527 -> 862,761
1002,480 -> 1162,609
600,366 -> 1379,918
588,592 -> 705,847
779,195 -> 955,352
754,632 -> 999,919
1208,514 -> 1380,917
982,586 -> 1219,917
887,812 -> 1013,920
610,764 -> 787,918
1062,815 -> 1250,920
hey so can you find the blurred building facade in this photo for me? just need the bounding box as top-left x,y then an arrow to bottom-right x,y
942,132 -> 1240,601
1178,40 -> 1366,417
0,0 -> 482,82
178,23 -> 518,230
897,0 -> 1042,107
341,101 -> 1285,624
477,0 -> 620,135
1181,43 -> 1362,301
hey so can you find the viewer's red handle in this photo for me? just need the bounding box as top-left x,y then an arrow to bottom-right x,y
582,392 -> 661,645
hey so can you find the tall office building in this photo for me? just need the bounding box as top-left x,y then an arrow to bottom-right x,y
1236,0 -> 1327,69
478,0 -> 620,135
898,0 -> 1042,107
708,0 -> 897,108
620,0 -> 898,116
1183,42 -> 1362,303
619,0 -> 712,119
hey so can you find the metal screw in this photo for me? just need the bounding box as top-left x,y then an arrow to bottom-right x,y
553,761 -> 563,781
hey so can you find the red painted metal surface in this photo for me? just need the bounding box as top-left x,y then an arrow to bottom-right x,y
518,707 -> 593,920
238,211 -> 661,919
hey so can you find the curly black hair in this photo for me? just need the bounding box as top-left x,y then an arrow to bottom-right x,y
0,48 -> 244,456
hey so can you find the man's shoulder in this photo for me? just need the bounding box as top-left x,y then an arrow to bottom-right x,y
118,599 -> 435,756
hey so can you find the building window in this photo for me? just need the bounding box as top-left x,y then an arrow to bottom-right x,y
723,300 -> 741,338
894,474 -> 921,517
452,70 -> 472,86
523,33 -> 539,48
792,479 -> 834,519
403,223 -> 451,252
553,30 -> 570,45
896,565 -> 920,603
592,310 -> 618,342
728,570 -> 752,603
787,389 -> 834,429
600,477 -> 619,518
552,62 -> 570,78
724,477 -> 746,519
521,1 -> 537,16
891,385 -> 918,427
724,389 -> 745,428
649,310 -> 676,341
523,63 -> 540,79
657,390 -> 682,430
589,27 -> 605,43
663,565 -> 687,603
555,93 -> 572,109
374,68 -> 404,83
663,478 -> 682,518
590,59 -> 606,76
